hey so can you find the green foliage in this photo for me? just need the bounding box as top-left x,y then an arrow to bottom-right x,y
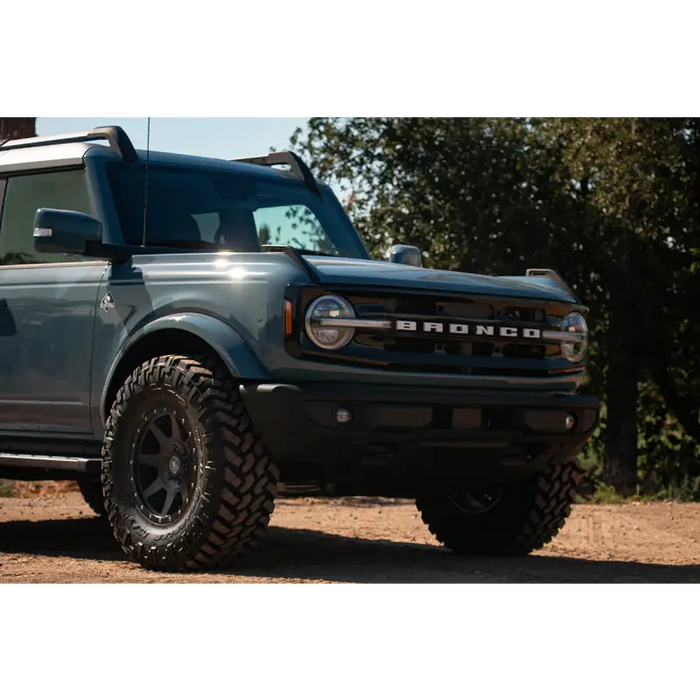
636,382 -> 700,494
292,118 -> 700,498
587,483 -> 631,504
0,480 -> 15,497
585,476 -> 700,504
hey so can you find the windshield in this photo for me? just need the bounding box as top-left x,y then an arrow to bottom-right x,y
106,163 -> 369,259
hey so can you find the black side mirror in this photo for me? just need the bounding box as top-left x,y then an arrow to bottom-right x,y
388,244 -> 423,268
33,208 -> 102,256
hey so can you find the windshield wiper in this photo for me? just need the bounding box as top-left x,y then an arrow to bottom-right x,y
293,249 -> 338,257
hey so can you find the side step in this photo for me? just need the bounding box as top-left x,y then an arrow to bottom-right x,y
0,453 -> 101,475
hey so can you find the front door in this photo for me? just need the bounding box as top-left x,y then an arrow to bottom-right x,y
0,168 -> 105,434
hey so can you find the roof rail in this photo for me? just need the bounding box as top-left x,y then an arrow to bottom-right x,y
231,151 -> 319,195
0,125 -> 138,163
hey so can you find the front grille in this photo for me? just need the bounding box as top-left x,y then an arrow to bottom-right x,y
351,292 -> 555,364
293,288 -> 577,377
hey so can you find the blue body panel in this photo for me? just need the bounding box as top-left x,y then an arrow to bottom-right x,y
0,261 -> 105,433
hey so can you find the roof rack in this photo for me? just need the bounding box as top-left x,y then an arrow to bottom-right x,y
231,151 -> 319,195
0,125 -> 138,163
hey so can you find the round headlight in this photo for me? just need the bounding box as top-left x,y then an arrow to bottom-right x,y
305,295 -> 356,350
560,312 -> 588,363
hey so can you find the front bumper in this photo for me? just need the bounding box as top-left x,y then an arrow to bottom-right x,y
241,382 -> 600,484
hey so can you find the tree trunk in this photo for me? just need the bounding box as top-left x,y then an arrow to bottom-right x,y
603,292 -> 640,494
653,366 -> 700,444
0,117 -> 36,140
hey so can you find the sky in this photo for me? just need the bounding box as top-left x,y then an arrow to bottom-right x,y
36,118 -> 309,160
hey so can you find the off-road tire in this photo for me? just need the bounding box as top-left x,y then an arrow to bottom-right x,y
417,460 -> 582,556
76,477 -> 106,517
102,354 -> 279,571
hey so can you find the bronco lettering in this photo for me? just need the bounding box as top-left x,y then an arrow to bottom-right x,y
394,320 -> 542,340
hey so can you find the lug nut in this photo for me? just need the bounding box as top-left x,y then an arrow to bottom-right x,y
336,408 -> 352,424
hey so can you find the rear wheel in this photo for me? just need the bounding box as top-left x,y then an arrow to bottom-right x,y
102,354 -> 278,571
76,477 -> 106,517
417,461 -> 582,556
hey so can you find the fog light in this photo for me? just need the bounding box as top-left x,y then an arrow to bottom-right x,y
336,408 -> 352,424
565,414 -> 576,431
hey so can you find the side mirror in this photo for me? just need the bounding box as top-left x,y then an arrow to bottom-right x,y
33,209 -> 102,256
388,244 -> 423,268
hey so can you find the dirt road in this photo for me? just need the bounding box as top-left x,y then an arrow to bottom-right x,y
1,494 -> 699,583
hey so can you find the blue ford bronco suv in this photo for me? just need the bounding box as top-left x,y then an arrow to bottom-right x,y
0,126 -> 599,570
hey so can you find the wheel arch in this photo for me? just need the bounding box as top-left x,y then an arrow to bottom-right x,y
101,313 -> 269,422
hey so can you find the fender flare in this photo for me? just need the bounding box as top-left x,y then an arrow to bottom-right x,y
101,313 -> 269,418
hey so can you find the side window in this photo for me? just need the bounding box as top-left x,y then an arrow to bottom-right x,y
0,170 -> 92,266
192,212 -> 221,243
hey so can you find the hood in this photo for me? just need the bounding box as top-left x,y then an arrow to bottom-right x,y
303,256 -> 578,304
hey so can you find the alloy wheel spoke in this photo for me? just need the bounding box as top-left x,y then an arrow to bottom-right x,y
143,477 -> 167,499
161,488 -> 176,516
170,413 -> 185,442
149,422 -> 171,449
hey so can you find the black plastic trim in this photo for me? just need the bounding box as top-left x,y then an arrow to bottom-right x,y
241,381 -> 600,473
263,246 -> 321,283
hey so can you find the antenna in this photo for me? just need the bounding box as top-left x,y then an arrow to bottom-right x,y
141,117 -> 151,247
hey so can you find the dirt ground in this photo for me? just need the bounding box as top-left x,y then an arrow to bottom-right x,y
1,493 -> 699,583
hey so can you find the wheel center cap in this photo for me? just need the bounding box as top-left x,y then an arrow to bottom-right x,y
168,455 -> 181,476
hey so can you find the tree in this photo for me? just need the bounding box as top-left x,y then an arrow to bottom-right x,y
546,119 -> 700,491
0,118 -> 36,140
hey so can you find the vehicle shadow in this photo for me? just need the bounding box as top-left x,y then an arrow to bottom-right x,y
1,517 -> 698,583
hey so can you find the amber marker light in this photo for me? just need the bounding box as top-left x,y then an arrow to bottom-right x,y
285,300 -> 293,336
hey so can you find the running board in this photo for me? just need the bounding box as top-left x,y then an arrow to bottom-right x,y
0,453 -> 101,474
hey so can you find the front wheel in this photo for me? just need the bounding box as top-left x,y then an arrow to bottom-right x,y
417,461 -> 582,556
102,354 -> 279,571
